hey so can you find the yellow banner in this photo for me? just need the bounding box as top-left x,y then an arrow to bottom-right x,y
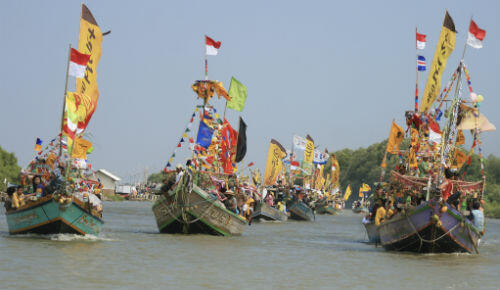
304,135 -> 314,163
451,149 -> 467,170
456,130 -> 465,145
343,185 -> 352,201
330,154 -> 340,188
420,12 -> 456,113
71,138 -> 93,159
76,4 -> 103,132
386,121 -> 404,154
263,139 -> 287,186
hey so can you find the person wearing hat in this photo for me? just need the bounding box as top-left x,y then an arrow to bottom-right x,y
223,190 -> 238,214
175,164 -> 184,183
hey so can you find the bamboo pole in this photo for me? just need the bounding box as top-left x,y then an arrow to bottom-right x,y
59,44 -> 72,158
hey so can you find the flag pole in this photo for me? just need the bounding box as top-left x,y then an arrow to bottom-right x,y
460,16 -> 472,61
415,27 -> 419,112
204,35 -> 208,80
59,44 -> 72,158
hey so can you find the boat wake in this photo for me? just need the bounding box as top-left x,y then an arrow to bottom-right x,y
7,233 -> 116,242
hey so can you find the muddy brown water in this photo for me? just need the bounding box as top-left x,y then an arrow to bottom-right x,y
1,201 -> 499,289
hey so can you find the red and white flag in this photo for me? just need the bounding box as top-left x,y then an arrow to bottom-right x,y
69,48 -> 91,78
467,20 -> 486,49
428,119 -> 442,144
290,160 -> 300,171
205,36 -> 221,56
416,31 -> 426,50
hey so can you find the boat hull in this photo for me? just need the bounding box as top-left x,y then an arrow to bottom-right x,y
252,202 -> 287,222
363,221 -> 380,243
152,185 -> 247,236
316,205 -> 338,215
288,202 -> 314,221
5,196 -> 102,236
378,201 -> 481,253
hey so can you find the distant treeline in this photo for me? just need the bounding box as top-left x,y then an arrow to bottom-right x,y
0,145 -> 21,192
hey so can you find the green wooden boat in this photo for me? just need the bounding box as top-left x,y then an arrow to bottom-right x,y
288,201 -> 314,221
5,195 -> 102,235
315,205 -> 338,215
152,173 -> 247,236
252,201 -> 288,222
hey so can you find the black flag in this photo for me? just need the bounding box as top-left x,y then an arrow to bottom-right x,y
235,117 -> 247,162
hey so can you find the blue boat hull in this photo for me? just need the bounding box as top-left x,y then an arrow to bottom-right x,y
5,196 -> 102,236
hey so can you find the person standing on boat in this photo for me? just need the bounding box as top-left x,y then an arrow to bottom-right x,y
175,164 -> 184,183
470,200 -> 485,234
374,199 -> 387,226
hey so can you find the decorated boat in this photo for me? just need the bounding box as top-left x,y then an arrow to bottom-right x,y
151,36 -> 252,236
288,201 -> 314,221
152,172 -> 246,236
6,194 -> 102,235
3,4 -> 107,236
252,201 -> 288,222
374,13 -> 493,254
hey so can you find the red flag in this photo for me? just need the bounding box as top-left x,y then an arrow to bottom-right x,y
248,162 -> 255,167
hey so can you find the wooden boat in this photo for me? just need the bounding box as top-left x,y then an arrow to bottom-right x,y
378,199 -> 481,253
363,221 -> 380,244
252,201 -> 287,222
5,195 -> 102,235
316,204 -> 338,215
152,173 -> 247,236
288,201 -> 314,221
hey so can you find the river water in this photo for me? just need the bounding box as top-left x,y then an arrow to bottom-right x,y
1,201 -> 499,289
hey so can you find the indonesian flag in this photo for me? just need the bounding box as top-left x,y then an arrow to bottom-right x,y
428,119 -> 442,144
69,48 -> 91,78
206,36 -> 221,55
290,160 -> 300,171
467,20 -> 486,49
416,31 -> 426,50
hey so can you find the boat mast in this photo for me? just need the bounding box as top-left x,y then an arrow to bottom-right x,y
58,44 -> 72,158
437,26 -> 471,186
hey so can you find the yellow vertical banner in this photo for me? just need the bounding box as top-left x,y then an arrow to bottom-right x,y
343,185 -> 352,201
420,11 -> 456,113
303,135 -> 314,163
76,4 -> 103,132
330,154 -> 340,188
263,139 -> 287,186
302,134 -> 314,175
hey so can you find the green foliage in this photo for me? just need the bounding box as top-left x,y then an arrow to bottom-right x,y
0,145 -> 21,191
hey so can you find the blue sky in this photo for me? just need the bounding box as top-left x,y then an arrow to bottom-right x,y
1,0 -> 499,182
